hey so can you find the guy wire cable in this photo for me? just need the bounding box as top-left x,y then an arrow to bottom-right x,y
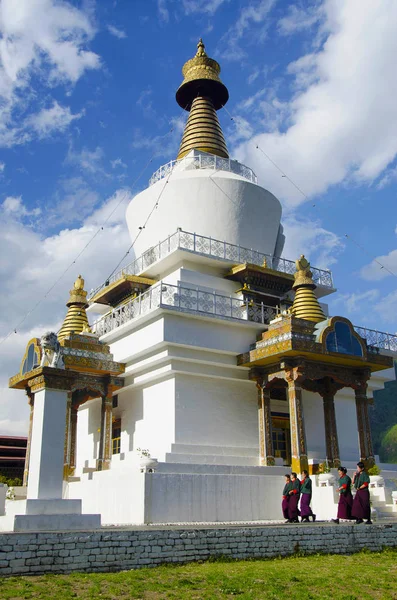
221,103 -> 397,279
0,104 -> 188,346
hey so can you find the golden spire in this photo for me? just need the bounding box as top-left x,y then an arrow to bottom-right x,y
176,39 -> 229,160
58,275 -> 90,342
291,256 -> 326,323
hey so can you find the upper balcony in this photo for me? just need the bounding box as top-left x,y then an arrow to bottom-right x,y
149,153 -> 258,187
91,280 -> 397,355
88,229 -> 334,302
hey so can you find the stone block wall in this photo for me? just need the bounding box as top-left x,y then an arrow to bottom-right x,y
0,523 -> 396,577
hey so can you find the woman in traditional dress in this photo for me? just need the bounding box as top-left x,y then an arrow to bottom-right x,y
300,470 -> 316,522
287,472 -> 301,523
282,474 -> 291,523
351,461 -> 372,525
332,466 -> 353,523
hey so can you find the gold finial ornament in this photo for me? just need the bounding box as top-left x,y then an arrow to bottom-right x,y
176,39 -> 229,160
291,255 -> 326,323
58,275 -> 90,342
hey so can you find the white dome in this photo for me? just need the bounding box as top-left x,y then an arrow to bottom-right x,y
126,153 -> 283,259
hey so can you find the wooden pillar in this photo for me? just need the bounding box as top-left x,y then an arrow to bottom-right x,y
256,380 -> 275,466
355,383 -> 375,468
321,384 -> 341,468
286,374 -> 308,474
97,394 -> 113,471
23,392 -> 34,487
63,393 -> 73,480
69,405 -> 78,472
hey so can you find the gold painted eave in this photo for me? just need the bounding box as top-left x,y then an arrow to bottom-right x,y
90,275 -> 157,306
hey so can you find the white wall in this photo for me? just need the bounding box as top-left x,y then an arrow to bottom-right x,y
302,390 -> 327,459
175,374 -> 257,449
335,389 -> 360,462
75,398 -> 101,475
126,169 -> 282,258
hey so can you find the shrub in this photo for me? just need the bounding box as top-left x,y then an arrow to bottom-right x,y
0,474 -> 23,487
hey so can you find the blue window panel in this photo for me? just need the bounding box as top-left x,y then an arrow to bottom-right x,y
326,321 -> 363,356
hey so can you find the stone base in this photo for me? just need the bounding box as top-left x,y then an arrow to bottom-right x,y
13,513 -> 101,532
25,499 -> 82,515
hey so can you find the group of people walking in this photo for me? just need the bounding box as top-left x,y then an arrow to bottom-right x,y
281,462 -> 372,525
282,470 -> 316,523
332,462 -> 372,525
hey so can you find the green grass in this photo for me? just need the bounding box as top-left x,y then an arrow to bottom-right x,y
1,549 -> 397,599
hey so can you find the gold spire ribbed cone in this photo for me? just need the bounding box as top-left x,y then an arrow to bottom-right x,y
291,256 -> 326,323
58,275 -> 90,342
176,39 -> 229,160
177,96 -> 228,159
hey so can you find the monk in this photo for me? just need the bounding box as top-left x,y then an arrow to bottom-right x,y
300,469 -> 316,522
282,474 -> 292,523
332,466 -> 353,523
351,461 -> 372,525
287,472 -> 301,523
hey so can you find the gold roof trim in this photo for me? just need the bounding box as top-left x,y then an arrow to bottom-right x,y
89,274 -> 157,306
291,256 -> 326,323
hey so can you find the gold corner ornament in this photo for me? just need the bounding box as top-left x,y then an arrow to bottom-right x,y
291,255 -> 326,323
58,275 -> 90,342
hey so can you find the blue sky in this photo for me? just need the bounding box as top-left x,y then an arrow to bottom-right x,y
1,0 -> 397,433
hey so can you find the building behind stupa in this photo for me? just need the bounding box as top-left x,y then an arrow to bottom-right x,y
6,40 -> 397,528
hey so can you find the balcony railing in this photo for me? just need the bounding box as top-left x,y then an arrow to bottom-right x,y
88,229 -> 334,300
149,154 -> 258,187
91,281 -> 397,354
92,282 -> 278,337
354,326 -> 397,353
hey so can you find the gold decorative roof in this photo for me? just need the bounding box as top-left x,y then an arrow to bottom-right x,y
58,275 -> 90,342
176,39 -> 229,160
291,256 -> 326,323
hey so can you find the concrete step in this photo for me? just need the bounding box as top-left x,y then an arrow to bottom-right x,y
165,452 -> 260,467
170,443 -> 259,458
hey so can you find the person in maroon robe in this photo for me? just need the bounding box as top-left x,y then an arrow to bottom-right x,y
299,470 -> 316,522
332,466 -> 353,523
287,472 -> 301,523
351,461 -> 372,525
282,474 -> 292,523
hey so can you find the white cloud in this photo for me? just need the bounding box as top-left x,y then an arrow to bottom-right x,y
66,146 -> 106,175
0,188 -> 135,435
0,0 -> 100,147
278,3 -> 322,36
181,0 -> 229,15
374,289 -> 397,326
107,24 -> 127,39
111,158 -> 127,169
157,0 -> 169,23
281,214 -> 343,269
0,162 -> 5,173
218,0 -> 276,61
27,101 -> 83,138
332,289 -> 380,315
360,249 -> 397,282
234,0 -> 397,207
2,195 -> 41,218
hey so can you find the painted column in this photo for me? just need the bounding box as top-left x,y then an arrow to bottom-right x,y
97,394 -> 113,471
256,381 -> 275,466
27,386 -> 69,500
321,391 -> 341,468
23,392 -> 34,487
69,405 -> 78,472
286,375 -> 308,474
63,393 -> 72,480
355,384 -> 375,468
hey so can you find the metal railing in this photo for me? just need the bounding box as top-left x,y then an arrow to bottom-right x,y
149,153 -> 258,187
92,282 -> 278,337
354,326 -> 397,353
88,229 -> 334,300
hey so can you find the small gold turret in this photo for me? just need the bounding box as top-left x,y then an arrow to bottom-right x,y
291,256 -> 326,323
58,275 -> 90,342
176,39 -> 229,160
